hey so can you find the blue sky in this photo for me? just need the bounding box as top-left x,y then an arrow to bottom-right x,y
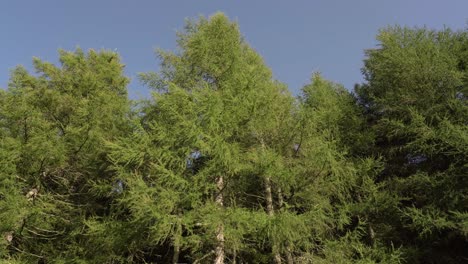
1,1 -> 467,98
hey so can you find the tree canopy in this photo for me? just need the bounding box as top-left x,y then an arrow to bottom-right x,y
0,13 -> 466,264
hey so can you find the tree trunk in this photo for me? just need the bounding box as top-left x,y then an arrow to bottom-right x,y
232,250 -> 237,264
277,187 -> 284,211
172,243 -> 180,264
264,176 -> 282,264
368,223 -> 376,248
265,176 -> 275,217
278,187 -> 293,264
214,176 -> 225,264
172,215 -> 182,264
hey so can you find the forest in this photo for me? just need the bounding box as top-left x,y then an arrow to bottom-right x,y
0,13 -> 467,264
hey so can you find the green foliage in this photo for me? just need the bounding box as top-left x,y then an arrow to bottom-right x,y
0,13 -> 465,264
0,49 -> 130,262
356,26 -> 468,263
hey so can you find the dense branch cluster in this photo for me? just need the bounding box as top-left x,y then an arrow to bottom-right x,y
0,13 -> 467,263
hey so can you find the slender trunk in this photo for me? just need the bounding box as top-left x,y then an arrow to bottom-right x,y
265,176 -> 282,264
286,251 -> 293,264
232,250 -> 237,264
368,223 -> 376,248
214,176 -> 225,264
172,215 -> 182,264
264,177 -> 274,217
278,187 -> 293,264
260,138 -> 282,264
214,225 -> 225,264
172,243 -> 180,264
277,187 -> 284,210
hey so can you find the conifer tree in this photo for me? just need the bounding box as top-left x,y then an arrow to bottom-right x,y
0,49 -> 130,262
356,26 -> 468,263
95,13 -> 296,263
283,74 -> 402,263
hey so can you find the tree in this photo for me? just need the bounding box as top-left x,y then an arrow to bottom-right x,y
289,74 -> 402,263
0,49 -> 130,262
356,26 -> 468,263
94,13 -> 296,263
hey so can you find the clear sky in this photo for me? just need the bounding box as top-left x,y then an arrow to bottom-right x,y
1,1 -> 467,98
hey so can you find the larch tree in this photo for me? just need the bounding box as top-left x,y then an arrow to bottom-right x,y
277,74 -> 402,264
93,13 -> 297,263
356,26 -> 468,263
84,12 -> 302,263
0,49 -> 130,263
